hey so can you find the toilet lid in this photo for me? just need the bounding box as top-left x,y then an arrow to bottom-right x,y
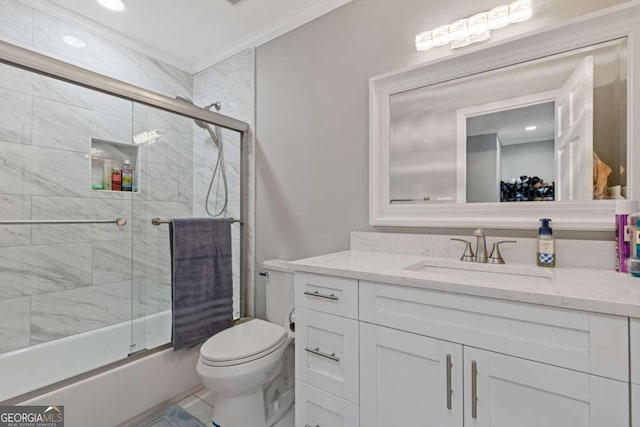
200,319 -> 287,363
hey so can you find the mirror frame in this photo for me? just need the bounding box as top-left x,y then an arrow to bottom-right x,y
370,3 -> 640,230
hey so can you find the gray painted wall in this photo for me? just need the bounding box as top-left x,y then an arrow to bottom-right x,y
467,134 -> 499,203
501,140 -> 555,183
254,0 -> 628,318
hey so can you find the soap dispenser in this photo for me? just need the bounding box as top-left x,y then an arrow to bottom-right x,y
537,218 -> 555,268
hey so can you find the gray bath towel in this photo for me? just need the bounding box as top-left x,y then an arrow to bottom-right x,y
170,218 -> 234,350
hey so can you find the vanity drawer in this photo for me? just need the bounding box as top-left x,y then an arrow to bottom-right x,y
296,380 -> 359,427
295,272 -> 358,319
631,318 -> 640,384
360,281 -> 629,382
296,308 -> 359,404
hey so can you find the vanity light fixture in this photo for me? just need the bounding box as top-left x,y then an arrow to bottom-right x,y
97,0 -> 125,11
509,0 -> 533,23
415,31 -> 434,52
468,13 -> 488,35
449,19 -> 469,41
525,125 -> 537,131
415,0 -> 532,52
63,35 -> 86,48
432,25 -> 451,46
488,5 -> 510,29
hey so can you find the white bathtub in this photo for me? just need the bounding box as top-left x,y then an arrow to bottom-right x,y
0,310 -> 172,402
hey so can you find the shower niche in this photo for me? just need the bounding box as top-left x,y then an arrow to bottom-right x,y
91,138 -> 140,192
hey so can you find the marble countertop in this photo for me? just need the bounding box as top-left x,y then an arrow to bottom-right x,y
289,250 -> 640,318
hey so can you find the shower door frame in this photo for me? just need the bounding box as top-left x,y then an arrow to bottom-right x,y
0,39 -> 252,323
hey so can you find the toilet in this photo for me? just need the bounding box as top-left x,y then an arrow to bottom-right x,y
197,260 -> 295,427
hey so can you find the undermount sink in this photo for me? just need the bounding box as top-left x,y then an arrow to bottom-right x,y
404,258 -> 553,282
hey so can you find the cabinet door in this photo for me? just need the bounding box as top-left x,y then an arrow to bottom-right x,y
296,308 -> 359,403
464,347 -> 629,427
633,385 -> 640,427
296,380 -> 359,427
360,323 -> 463,427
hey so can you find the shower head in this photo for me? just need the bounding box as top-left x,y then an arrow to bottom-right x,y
175,95 -> 221,147
175,95 -> 208,129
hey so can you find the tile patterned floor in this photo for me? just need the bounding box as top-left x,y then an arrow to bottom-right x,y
176,386 -> 214,426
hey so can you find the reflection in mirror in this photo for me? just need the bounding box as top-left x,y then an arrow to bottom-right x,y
466,102 -> 555,203
389,37 -> 627,205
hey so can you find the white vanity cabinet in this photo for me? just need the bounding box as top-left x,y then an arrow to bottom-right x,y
464,347 -> 628,427
295,272 -> 631,426
360,323 -> 463,427
295,273 -> 360,427
631,319 -> 640,427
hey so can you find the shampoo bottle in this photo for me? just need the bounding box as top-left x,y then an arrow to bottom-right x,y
102,161 -> 112,191
616,200 -> 638,273
111,167 -> 122,191
537,218 -> 555,268
121,160 -> 133,192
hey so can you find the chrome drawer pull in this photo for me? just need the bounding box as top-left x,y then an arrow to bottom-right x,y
446,354 -> 453,410
304,290 -> 339,301
305,346 -> 340,362
471,360 -> 478,419
305,424 -> 320,427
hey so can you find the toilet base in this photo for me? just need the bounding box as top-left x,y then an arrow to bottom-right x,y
210,391 -> 266,427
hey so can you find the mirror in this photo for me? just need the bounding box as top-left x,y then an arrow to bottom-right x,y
370,5 -> 640,229
388,38 -> 628,205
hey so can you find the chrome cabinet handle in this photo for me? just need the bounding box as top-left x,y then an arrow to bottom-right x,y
305,424 -> 319,427
305,346 -> 340,362
446,354 -> 453,410
471,360 -> 478,419
304,290 -> 339,301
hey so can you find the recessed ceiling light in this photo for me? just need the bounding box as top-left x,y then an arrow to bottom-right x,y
97,0 -> 125,11
63,35 -> 86,48
525,125 -> 537,131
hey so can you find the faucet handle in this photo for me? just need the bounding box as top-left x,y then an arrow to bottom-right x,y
488,240 -> 517,264
450,238 -> 476,262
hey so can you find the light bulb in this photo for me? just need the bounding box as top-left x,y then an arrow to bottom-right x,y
509,0 -> 532,23
449,19 -> 469,41
415,31 -> 433,51
97,0 -> 125,11
432,25 -> 451,46
488,5 -> 510,29
451,37 -> 472,50
468,12 -> 488,35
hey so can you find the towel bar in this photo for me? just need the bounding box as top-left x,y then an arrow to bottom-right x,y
151,217 -> 243,225
0,217 -> 127,226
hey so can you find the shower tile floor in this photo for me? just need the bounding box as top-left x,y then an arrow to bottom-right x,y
175,387 -> 215,425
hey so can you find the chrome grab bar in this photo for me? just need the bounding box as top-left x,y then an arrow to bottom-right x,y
305,347 -> 340,362
151,217 -> 243,225
0,217 -> 127,226
303,290 -> 339,301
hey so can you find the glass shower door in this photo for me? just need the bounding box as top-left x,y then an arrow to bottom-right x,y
0,62 -> 137,400
130,100 -> 244,354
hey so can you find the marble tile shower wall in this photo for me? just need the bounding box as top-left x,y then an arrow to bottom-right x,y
0,0 -> 195,354
193,49 -> 255,318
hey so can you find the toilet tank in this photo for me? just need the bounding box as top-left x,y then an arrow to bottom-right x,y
263,259 -> 294,324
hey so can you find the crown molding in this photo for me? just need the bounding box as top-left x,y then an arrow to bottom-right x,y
19,0 -> 353,75
19,0 -> 193,72
191,0 -> 353,73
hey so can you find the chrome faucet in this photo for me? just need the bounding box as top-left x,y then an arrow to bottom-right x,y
474,228 -> 488,263
451,229 -> 516,264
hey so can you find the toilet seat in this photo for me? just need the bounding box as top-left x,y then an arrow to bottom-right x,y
200,319 -> 288,367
